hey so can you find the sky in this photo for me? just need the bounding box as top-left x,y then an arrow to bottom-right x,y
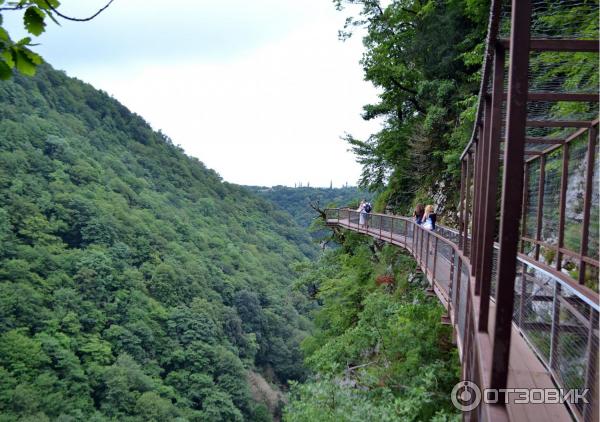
5,0 -> 383,187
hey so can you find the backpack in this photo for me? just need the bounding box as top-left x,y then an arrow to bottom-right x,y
364,203 -> 372,213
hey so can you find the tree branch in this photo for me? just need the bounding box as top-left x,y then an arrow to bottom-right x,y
43,0 -> 115,22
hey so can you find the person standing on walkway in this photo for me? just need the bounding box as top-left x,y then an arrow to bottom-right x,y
363,200 -> 372,228
358,200 -> 366,227
422,205 -> 437,230
413,204 -> 425,225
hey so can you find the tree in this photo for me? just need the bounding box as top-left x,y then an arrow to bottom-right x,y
0,0 -> 114,79
333,0 -> 488,213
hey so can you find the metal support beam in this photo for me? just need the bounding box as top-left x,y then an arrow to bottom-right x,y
465,153 -> 472,257
548,283 -> 561,370
534,155 -> 546,260
490,0 -> 531,394
473,102 -> 492,283
479,45 -> 504,332
556,143 -> 570,270
583,311 -> 599,422
471,141 -> 481,276
459,159 -> 466,250
579,125 -> 598,285
520,163 -> 529,253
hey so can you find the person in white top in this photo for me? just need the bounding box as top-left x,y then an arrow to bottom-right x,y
357,200 -> 366,226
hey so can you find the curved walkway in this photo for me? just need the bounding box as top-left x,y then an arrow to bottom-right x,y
326,208 -> 597,422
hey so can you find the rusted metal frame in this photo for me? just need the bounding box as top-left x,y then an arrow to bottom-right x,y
458,159 -> 467,250
379,215 -> 383,238
548,282 -> 561,370
490,0 -> 531,394
410,220 -> 414,250
462,285 -> 472,380
501,92 -> 599,102
520,163 -> 529,253
517,253 -> 600,306
424,232 -> 430,275
449,248 -> 457,320
472,104 -> 491,279
419,228 -> 425,267
471,136 -> 483,278
497,38 -> 599,52
390,216 -> 393,243
583,310 -> 599,422
433,236 -> 439,283
464,153 -> 473,257
474,100 -> 493,294
521,235 -> 600,266
534,155 -> 546,260
469,141 -> 479,273
579,125 -> 598,285
542,291 -> 591,327
479,45 -> 504,333
461,0 -> 504,162
416,226 -> 420,262
556,143 -> 570,270
525,119 -> 600,163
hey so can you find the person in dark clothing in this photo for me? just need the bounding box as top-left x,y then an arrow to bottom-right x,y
413,204 -> 425,225
422,205 -> 436,230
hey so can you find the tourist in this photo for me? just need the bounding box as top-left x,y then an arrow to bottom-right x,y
413,204 -> 425,225
422,205 -> 437,230
357,200 -> 366,226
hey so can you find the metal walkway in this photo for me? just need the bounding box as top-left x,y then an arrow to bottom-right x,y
325,209 -> 598,421
323,1 -> 599,420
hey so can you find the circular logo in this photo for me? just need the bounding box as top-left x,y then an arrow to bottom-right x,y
451,380 -> 482,411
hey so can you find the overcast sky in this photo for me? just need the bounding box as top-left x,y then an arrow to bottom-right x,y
5,0 -> 382,187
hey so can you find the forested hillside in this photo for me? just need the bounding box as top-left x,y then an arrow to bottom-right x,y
0,65 -> 318,421
284,235 -> 460,421
247,186 -> 369,229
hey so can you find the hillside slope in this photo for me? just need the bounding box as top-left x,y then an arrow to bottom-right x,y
0,65 -> 316,421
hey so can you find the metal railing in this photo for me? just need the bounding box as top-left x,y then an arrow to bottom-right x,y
325,207 -> 599,421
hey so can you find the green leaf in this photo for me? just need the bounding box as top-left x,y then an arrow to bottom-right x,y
22,47 -> 42,65
0,59 -> 12,80
1,49 -> 15,68
13,48 -> 37,76
34,0 -> 60,10
0,27 -> 9,42
16,37 -> 32,46
24,6 -> 46,36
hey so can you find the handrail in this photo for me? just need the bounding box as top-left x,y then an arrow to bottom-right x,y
325,207 -> 598,421
336,208 -> 599,310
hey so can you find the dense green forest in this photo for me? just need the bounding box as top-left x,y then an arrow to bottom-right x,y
284,235 -> 460,421
0,65 -> 320,421
247,186 -> 369,229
